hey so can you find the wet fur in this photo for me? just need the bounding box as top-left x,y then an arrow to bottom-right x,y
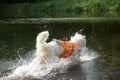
36,31 -> 86,63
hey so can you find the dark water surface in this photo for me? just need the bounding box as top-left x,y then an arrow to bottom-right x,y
0,18 -> 120,80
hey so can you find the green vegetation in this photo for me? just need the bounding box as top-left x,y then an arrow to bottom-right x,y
0,0 -> 120,18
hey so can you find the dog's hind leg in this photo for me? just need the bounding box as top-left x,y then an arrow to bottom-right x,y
36,47 -> 49,64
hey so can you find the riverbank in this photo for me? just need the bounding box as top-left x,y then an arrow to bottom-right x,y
0,0 -> 120,18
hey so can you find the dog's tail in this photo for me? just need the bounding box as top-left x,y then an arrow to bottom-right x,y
36,31 -> 49,48
36,31 -> 49,63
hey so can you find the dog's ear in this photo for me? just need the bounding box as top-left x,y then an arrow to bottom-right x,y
75,32 -> 78,35
70,36 -> 73,40
83,35 -> 86,38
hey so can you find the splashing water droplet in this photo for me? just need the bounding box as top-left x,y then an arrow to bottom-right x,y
0,33 -> 98,80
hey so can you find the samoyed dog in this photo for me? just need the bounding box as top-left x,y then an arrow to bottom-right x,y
36,31 -> 86,64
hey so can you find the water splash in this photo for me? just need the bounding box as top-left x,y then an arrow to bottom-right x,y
0,55 -> 72,80
80,47 -> 98,62
0,34 -> 98,80
0,47 -> 98,80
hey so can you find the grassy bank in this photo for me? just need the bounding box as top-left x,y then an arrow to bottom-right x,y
0,0 -> 120,18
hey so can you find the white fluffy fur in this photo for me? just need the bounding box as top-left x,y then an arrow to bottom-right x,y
36,31 -> 86,63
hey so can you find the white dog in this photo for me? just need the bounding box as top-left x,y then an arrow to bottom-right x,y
36,31 -> 86,63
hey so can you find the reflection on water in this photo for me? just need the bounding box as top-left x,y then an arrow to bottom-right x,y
81,61 -> 95,80
0,18 -> 120,80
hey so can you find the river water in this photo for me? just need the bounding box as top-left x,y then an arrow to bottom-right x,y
0,18 -> 120,80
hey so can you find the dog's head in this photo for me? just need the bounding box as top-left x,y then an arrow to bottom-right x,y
70,33 -> 86,49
